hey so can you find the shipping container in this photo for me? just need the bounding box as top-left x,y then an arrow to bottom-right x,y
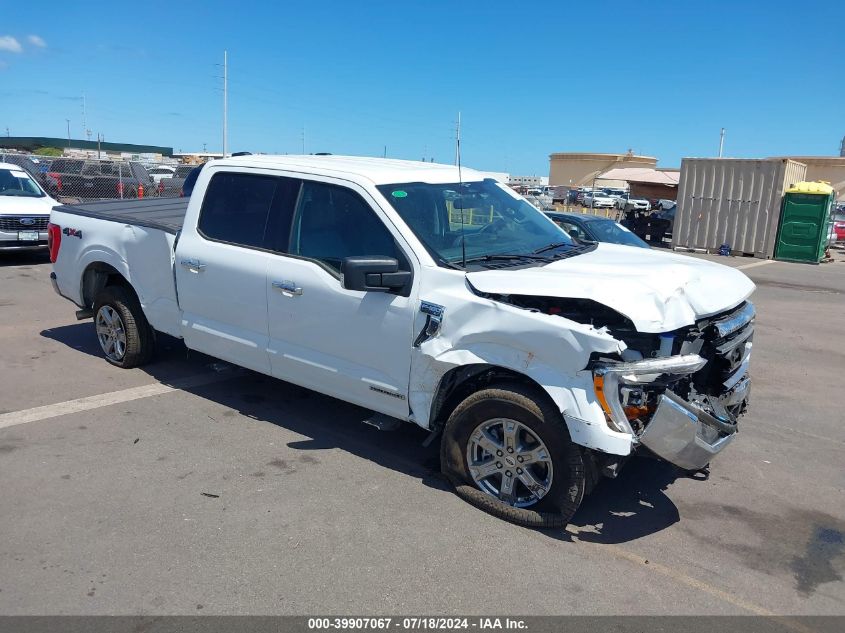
673,158 -> 807,258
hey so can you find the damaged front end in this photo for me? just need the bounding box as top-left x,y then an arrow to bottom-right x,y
592,301 -> 755,471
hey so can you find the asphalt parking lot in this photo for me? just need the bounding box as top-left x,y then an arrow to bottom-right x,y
0,248 -> 843,617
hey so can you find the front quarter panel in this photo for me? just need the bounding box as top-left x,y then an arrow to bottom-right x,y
409,267 -> 634,456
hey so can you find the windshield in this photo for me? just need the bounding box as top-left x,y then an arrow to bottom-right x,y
584,218 -> 649,248
0,168 -> 45,197
377,179 -> 575,266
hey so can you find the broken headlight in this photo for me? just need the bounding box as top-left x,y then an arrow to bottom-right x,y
593,355 -> 707,434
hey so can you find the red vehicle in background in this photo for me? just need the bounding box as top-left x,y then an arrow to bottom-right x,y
833,207 -> 845,243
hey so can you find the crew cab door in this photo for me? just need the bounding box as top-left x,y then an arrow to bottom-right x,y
266,177 -> 417,419
174,171 -> 284,374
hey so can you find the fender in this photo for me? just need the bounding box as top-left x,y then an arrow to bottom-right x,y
407,288 -> 636,457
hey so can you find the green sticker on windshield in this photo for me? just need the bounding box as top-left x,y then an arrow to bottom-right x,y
391,190 -> 408,198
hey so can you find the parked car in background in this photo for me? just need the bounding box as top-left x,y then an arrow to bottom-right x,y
832,210 -> 845,242
47,159 -> 156,199
653,199 -> 677,212
180,164 -> 205,197
0,162 -> 59,251
648,205 -> 677,243
601,188 -> 627,201
159,164 -> 200,197
574,187 -> 592,205
524,193 -> 555,211
148,165 -> 176,184
0,153 -> 55,194
582,191 -> 615,209
615,192 -> 651,211
545,211 -> 650,249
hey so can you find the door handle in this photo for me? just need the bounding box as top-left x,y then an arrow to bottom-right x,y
272,280 -> 303,296
180,258 -> 206,272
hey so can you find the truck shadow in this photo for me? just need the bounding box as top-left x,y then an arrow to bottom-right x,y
42,321 -> 685,541
40,322 -> 450,491
562,458 -> 685,544
0,250 -> 50,267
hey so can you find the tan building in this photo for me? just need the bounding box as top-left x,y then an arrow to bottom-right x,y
769,156 -> 845,201
548,152 -> 657,189
597,167 -> 680,201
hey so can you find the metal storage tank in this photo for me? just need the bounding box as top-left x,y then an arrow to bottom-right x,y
673,158 -> 807,258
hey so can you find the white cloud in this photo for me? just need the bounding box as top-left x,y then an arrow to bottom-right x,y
28,34 -> 47,48
0,36 -> 23,53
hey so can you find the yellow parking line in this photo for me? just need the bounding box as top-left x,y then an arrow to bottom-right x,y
574,538 -> 817,632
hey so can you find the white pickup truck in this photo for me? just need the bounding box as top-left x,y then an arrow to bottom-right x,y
49,155 -> 755,528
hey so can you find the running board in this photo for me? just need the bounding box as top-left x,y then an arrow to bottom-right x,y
75,309 -> 93,320
361,413 -> 403,431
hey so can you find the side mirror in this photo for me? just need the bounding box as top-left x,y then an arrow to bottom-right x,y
341,256 -> 412,295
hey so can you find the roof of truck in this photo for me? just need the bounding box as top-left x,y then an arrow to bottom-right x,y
210,154 -> 488,185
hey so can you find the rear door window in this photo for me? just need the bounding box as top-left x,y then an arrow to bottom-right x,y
198,171 -> 299,251
198,172 -> 279,249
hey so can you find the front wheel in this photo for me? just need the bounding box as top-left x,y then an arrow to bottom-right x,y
93,285 -> 154,368
440,383 -> 585,528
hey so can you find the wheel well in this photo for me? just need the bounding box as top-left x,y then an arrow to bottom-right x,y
81,263 -> 131,308
428,364 -> 557,431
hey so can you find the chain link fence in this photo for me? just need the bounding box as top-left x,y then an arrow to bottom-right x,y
1,152 -> 196,203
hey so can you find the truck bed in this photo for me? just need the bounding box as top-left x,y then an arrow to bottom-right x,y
54,198 -> 189,235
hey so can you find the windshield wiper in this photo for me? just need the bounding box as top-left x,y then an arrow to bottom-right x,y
462,253 -> 550,265
532,241 -> 572,254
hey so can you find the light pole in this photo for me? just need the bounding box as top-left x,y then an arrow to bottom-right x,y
65,119 -> 71,149
719,128 -> 726,158
222,50 -> 228,158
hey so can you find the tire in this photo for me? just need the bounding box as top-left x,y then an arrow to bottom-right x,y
92,285 -> 154,368
440,383 -> 586,529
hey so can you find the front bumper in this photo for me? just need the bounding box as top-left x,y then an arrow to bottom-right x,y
593,302 -> 755,471
639,389 -> 742,471
0,228 -> 48,250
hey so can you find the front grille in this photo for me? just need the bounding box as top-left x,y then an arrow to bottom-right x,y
0,216 -> 49,231
690,302 -> 754,396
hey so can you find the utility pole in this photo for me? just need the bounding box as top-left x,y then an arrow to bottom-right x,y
97,133 -> 102,159
82,93 -> 87,139
66,119 -> 71,148
383,145 -> 387,158
718,127 -> 726,158
455,112 -> 461,166
223,50 -> 228,158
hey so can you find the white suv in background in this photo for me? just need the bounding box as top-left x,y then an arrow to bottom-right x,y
0,162 -> 59,251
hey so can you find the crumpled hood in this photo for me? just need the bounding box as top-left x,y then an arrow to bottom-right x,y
466,243 -> 756,333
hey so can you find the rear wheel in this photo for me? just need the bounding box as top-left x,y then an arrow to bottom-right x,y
93,285 -> 154,368
440,383 -> 585,528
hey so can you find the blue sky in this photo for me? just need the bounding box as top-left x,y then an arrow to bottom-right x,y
1,0 -> 842,174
